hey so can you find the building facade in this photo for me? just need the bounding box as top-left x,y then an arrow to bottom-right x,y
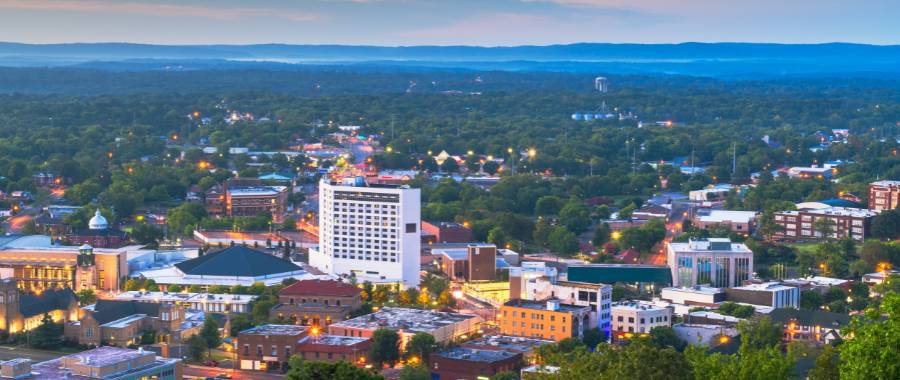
499,299 -> 591,342
667,239 -> 753,288
310,177 -> 421,288
114,291 -> 256,314
0,279 -> 79,334
430,347 -> 523,380
523,279 -> 612,334
295,335 -> 370,364
772,207 -> 877,242
31,346 -> 182,380
435,244 -> 497,282
64,300 -> 196,347
610,301 -> 672,336
724,282 -> 800,309
269,279 -> 362,327
238,324 -> 307,372
868,180 -> 900,211
421,221 -> 472,243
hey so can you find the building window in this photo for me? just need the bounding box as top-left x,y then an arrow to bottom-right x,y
406,223 -> 417,233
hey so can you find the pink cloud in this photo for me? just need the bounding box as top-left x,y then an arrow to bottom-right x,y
0,0 -> 321,22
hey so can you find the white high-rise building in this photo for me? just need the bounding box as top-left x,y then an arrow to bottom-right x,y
310,177 -> 421,288
667,238 -> 753,288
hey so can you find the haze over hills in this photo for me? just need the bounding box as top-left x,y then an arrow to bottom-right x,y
3,42 -> 900,78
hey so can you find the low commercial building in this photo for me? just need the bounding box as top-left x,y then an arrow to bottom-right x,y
523,279 -> 612,333
205,178 -> 289,223
499,299 -> 591,342
694,210 -> 757,234
295,334 -> 370,364
269,279 -> 362,326
114,291 -> 257,314
509,262 -> 558,301
430,347 -> 523,380
863,269 -> 900,285
461,335 -> 554,363
328,307 -> 482,347
769,309 -> 850,345
611,301 -> 672,336
136,245 -> 323,288
660,286 -> 726,307
785,166 -> 834,180
725,282 -> 799,309
868,180 -> 900,211
434,244 -> 497,282
0,279 -> 79,333
667,238 -> 753,288
566,264 -> 673,292
773,207 -> 878,242
780,276 -> 851,293
421,221 -> 473,243
31,346 -> 182,380
238,324 -> 307,372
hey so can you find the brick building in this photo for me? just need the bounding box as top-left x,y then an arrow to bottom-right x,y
328,307 -> 481,347
421,221 -> 473,244
0,279 -> 79,334
434,244 -> 497,282
295,334 -> 370,364
205,178 -> 289,223
430,347 -> 523,380
868,180 -> 900,211
64,300 -> 196,347
772,207 -> 878,242
269,279 -> 361,327
238,324 -> 308,372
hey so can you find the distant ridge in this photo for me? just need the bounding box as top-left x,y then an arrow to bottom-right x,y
2,42 -> 900,77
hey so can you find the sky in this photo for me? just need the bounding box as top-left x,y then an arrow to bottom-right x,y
0,0 -> 898,46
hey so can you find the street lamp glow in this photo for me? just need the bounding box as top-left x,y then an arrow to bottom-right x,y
527,148 -> 537,158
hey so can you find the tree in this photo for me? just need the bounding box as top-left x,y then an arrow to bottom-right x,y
487,226 -> 510,247
592,222 -> 611,248
559,200 -> 591,234
582,327 -> 605,349
491,372 -> 519,380
282,216 -> 297,231
22,220 -> 38,235
547,226 -> 579,256
132,222 -> 164,248
737,316 -> 782,350
187,334 -> 206,361
800,290 -> 824,310
168,284 -> 183,293
808,345 -> 840,380
30,313 -> 63,349
229,313 -> 254,337
77,288 -> 97,306
482,160 -> 500,175
200,317 -> 222,359
369,328 -> 401,368
618,203 -> 637,219
812,218 -> 837,240
286,357 -> 383,380
166,202 -> 207,237
871,209 -> 900,239
405,333 -> 437,363
535,195 -> 563,216
840,294 -> 900,380
649,326 -> 687,351
399,364 -> 431,380
440,158 -> 459,173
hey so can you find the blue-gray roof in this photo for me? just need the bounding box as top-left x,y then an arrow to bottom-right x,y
175,245 -> 301,277
567,264 -> 672,285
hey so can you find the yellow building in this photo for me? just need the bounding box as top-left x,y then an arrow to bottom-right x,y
0,235 -> 132,292
499,299 -> 591,342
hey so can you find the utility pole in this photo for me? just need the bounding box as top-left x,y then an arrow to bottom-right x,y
390,115 -> 396,141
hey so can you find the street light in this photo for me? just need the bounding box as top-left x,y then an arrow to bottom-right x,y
452,290 -> 464,313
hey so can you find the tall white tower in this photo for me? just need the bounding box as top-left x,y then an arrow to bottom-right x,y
594,76 -> 608,93
310,177 -> 421,288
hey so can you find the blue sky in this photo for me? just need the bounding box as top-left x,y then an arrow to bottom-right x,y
0,0 -> 897,46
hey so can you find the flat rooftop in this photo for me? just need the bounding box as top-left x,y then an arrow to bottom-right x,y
871,180 -> 900,187
662,286 -> 724,295
781,206 -> 878,218
433,347 -> 518,363
732,282 -> 796,292
241,324 -> 308,336
612,300 -> 669,311
228,186 -> 287,196
32,347 -> 179,380
463,335 -> 554,353
115,291 -> 257,304
297,334 -> 368,346
329,307 -> 479,333
503,299 -> 590,313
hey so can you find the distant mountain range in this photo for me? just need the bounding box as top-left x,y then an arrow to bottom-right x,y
3,42 -> 900,78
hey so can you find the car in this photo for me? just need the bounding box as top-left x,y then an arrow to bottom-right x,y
203,360 -> 219,367
215,374 -> 233,379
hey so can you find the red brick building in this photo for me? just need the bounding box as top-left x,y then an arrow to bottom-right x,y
430,347 -> 523,380
772,207 -> 878,242
238,324 -> 308,372
422,221 -> 473,243
269,279 -> 362,327
869,180 -> 900,211
295,335 -> 370,364
434,244 -> 497,282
